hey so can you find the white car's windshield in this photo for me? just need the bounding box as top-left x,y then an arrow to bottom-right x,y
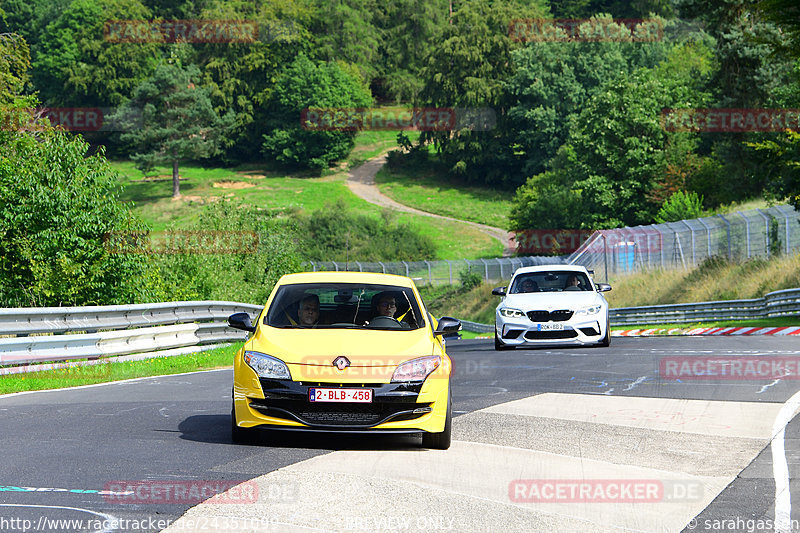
265,283 -> 424,330
510,271 -> 592,293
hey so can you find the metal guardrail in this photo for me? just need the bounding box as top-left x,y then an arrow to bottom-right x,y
459,288 -> 800,332
5,288 -> 798,368
0,301 -> 263,368
609,288 -> 800,326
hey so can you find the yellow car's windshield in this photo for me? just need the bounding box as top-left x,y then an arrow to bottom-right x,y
265,283 -> 425,330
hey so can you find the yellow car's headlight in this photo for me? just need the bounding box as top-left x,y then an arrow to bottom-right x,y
244,351 -> 291,380
391,356 -> 441,382
500,307 -> 525,318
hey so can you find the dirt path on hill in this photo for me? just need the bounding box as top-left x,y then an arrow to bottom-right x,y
346,154 -> 515,256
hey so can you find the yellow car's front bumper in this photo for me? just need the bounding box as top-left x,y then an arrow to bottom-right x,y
233,357 -> 450,434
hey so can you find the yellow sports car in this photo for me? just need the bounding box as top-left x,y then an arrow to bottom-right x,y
227,271 -> 461,449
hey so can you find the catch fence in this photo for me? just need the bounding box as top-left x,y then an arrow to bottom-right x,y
568,204 -> 800,280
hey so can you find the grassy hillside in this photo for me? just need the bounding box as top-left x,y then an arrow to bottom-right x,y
421,253 -> 800,323
112,130 -> 504,260
375,164 -> 512,229
604,254 -> 800,308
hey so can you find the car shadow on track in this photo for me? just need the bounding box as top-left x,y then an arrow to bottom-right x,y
177,414 -> 425,451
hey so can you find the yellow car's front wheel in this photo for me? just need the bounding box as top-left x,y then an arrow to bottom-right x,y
421,390 -> 452,449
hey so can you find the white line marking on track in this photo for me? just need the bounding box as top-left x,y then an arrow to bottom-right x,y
624,376 -> 648,391
0,503 -> 118,533
758,380 -> 782,394
771,389 -> 800,533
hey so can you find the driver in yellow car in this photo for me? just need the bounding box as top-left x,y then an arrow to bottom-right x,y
298,294 -> 320,326
375,293 -> 398,318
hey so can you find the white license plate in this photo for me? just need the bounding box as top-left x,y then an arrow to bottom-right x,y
309,388 -> 373,403
536,323 -> 564,331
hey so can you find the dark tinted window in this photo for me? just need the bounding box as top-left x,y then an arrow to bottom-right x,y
509,272 -> 592,293
265,283 -> 424,330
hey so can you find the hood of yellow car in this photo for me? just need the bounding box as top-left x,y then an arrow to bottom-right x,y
246,327 -> 438,383
248,327 -> 434,365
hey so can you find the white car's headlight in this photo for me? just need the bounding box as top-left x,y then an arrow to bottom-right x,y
576,305 -> 602,316
499,307 -> 525,318
391,356 -> 441,382
244,351 -> 291,379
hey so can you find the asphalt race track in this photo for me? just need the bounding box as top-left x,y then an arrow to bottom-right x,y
2,336 -> 800,532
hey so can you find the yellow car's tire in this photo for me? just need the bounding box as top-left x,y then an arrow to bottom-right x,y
421,391 -> 452,450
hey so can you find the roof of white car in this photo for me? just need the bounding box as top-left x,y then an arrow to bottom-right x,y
512,264 -> 589,277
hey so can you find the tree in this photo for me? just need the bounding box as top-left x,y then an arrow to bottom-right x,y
197,0 -> 315,161
375,0 -> 448,102
414,0 -> 549,187
0,121 -> 150,306
31,0 -> 160,107
113,61 -> 235,198
309,0 -> 382,84
675,0 -> 793,204
509,46 -> 712,231
506,16 -> 672,179
261,53 -> 372,169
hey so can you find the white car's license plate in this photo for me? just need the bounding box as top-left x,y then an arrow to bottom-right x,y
309,388 -> 373,403
536,323 -> 564,331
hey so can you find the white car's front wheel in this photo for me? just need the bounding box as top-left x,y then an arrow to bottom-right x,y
494,331 -> 514,351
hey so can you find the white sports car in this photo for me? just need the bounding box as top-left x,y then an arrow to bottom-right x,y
492,265 -> 612,350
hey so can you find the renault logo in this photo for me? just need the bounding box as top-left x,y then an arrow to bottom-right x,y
332,356 -> 351,370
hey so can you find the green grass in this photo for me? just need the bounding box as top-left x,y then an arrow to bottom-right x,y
346,130 -> 420,169
0,343 -> 241,395
112,159 -> 501,259
375,165 -> 512,229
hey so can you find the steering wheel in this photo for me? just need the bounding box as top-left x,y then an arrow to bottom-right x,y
366,316 -> 406,329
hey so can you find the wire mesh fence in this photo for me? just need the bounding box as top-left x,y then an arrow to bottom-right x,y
309,204 -> 799,285
308,256 -> 563,285
568,204 -> 800,280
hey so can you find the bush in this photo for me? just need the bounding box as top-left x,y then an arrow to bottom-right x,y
296,201 -> 436,262
147,202 -> 304,304
458,268 -> 482,291
654,190 -> 704,223
0,124 -> 150,306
